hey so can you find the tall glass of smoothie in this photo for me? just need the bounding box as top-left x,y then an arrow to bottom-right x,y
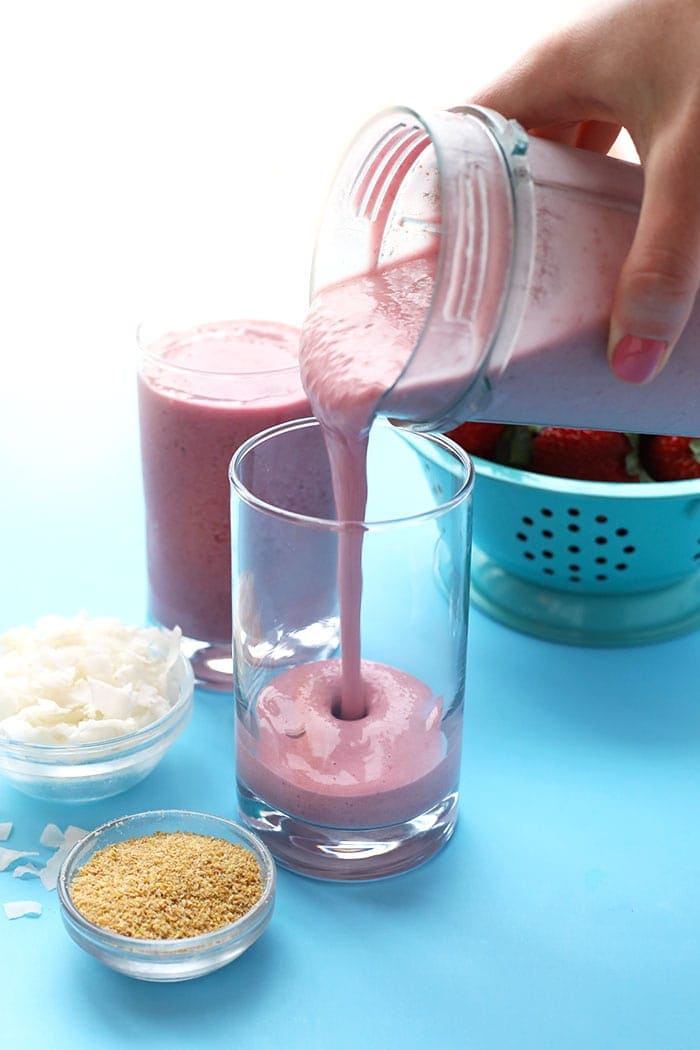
137,319 -> 314,690
231,418 -> 473,880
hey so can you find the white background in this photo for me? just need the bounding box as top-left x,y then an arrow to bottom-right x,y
0,0 -> 609,434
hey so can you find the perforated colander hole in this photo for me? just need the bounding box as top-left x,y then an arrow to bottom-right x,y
509,503 -> 640,585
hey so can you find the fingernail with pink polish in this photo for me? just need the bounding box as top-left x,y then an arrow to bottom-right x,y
610,335 -> 668,384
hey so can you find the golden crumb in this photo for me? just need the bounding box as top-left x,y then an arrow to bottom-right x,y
69,831 -> 263,939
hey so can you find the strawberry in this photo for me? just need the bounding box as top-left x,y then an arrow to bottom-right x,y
529,428 -> 642,482
640,434 -> 700,481
447,421 -> 507,459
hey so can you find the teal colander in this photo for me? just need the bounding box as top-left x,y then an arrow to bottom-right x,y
470,457 -> 700,646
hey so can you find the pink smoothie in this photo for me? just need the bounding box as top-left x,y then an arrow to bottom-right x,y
237,659 -> 460,828
238,126 -> 700,836
375,136 -> 700,434
236,258 -> 456,831
138,320 -> 310,644
299,255 -> 434,719
476,137 -> 700,433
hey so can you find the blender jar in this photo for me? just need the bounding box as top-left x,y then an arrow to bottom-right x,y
310,106 -> 700,435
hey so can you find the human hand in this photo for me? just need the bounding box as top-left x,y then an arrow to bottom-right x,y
473,0 -> 700,384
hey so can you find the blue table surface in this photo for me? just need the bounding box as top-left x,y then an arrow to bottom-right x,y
2,359 -> 700,1050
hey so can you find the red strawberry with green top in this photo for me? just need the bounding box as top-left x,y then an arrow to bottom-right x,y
530,428 -> 642,482
640,434 -> 700,480
447,421 -> 507,459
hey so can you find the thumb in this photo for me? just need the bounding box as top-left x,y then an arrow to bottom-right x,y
608,129 -> 700,384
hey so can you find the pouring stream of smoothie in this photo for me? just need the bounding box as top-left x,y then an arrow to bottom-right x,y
299,254 -> 435,720
236,249 -> 461,834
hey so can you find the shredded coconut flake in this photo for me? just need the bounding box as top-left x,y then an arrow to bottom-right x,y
40,823 -> 65,848
0,822 -> 90,911
62,826 -> 88,849
0,847 -> 40,872
3,900 -> 42,919
0,822 -> 12,841
0,614 -> 184,745
39,825 -> 88,890
12,863 -> 43,879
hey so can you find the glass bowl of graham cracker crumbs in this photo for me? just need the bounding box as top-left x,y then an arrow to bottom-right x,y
56,809 -> 276,981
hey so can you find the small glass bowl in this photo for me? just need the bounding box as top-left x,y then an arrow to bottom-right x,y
57,810 -> 276,982
0,654 -> 194,802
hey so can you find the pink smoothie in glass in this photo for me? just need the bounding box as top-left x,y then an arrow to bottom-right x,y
138,320 -> 310,645
235,259 -> 458,830
236,659 -> 460,828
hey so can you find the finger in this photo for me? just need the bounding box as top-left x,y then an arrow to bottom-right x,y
527,120 -> 621,152
529,123 -> 585,147
473,32 -> 615,131
573,120 -> 622,154
608,122 -> 700,383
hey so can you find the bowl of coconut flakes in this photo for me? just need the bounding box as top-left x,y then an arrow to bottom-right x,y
0,614 -> 194,802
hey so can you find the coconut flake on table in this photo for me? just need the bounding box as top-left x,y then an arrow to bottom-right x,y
0,847 -> 40,871
37,825 -> 88,890
0,613 -> 183,745
2,824 -> 88,890
3,900 -> 42,919
39,823 -> 65,849
12,862 -> 43,879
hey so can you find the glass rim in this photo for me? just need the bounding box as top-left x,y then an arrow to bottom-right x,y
229,416 -> 473,531
136,319 -> 303,380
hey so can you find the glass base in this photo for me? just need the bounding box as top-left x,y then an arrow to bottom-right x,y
236,780 -> 459,881
179,636 -> 233,692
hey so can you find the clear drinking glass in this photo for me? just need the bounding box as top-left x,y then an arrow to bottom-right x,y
231,418 -> 473,880
137,318 -> 311,690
